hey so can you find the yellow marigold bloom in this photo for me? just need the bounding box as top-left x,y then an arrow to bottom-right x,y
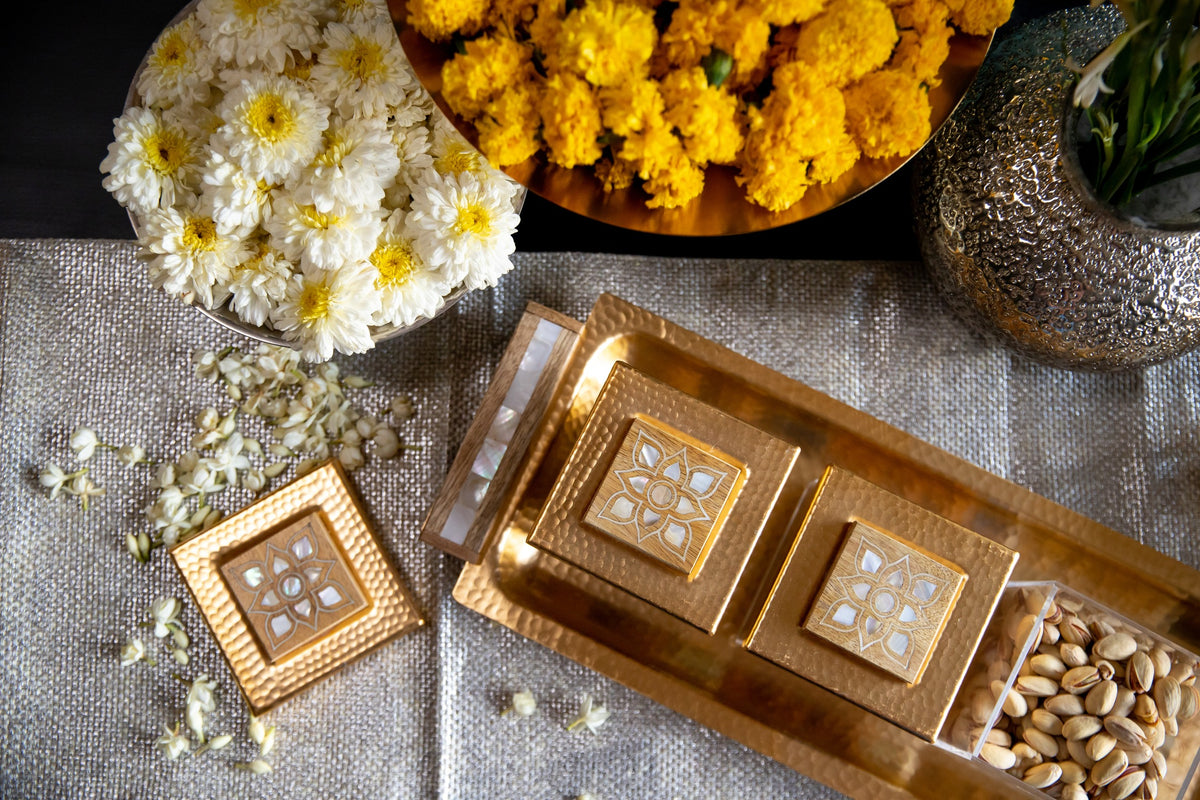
478,84 -> 542,167
656,1 -> 722,71
595,157 -> 636,191
441,34 -> 535,121
843,69 -> 931,159
530,0 -> 567,60
540,72 -> 604,168
889,0 -> 951,84
739,156 -> 812,212
792,0 -> 897,88
712,5 -> 772,87
599,78 -> 665,139
642,150 -> 705,209
809,130 -> 860,183
752,0 -> 827,24
662,68 -> 744,165
486,0 -> 539,29
556,0 -> 658,87
943,0 -> 1013,35
407,0 -> 489,41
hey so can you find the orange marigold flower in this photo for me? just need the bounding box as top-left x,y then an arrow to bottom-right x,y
556,0 -> 658,87
487,0 -> 539,29
441,34 -> 535,121
809,130 -> 860,183
407,0 -> 489,41
478,83 -> 543,167
843,69 -> 931,158
889,0 -> 951,84
792,0 -> 897,87
712,5 -> 772,88
662,68 -> 744,165
656,1 -> 724,71
943,0 -> 1013,35
619,117 -> 684,179
739,156 -> 812,212
595,157 -> 637,191
599,78 -> 666,138
642,150 -> 705,209
752,0 -> 828,25
530,0 -> 567,66
539,72 -> 605,168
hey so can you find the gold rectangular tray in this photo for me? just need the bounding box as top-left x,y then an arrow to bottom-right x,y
450,295 -> 1200,798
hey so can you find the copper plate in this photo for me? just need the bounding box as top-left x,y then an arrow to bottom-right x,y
449,294 -> 1200,798
171,460 -> 424,714
388,0 -> 993,236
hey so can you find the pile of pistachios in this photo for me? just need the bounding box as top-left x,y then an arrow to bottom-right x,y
961,587 -> 1199,800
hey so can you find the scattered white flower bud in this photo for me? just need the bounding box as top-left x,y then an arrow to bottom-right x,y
296,459 -> 321,476
373,428 -> 400,459
567,694 -> 610,734
120,638 -> 147,666
150,597 -> 181,638
263,462 -> 289,478
195,408 -> 220,432
243,437 -> 263,456
339,445 -> 365,471
69,426 -> 100,461
503,689 -> 537,717
259,726 -> 277,757
173,648 -> 189,665
150,462 -> 176,489
344,375 -> 373,388
117,444 -> 147,467
206,734 -> 233,752
248,716 -> 266,745
171,626 -> 189,649
242,758 -> 273,774
68,474 -> 106,510
391,395 -> 414,421
242,468 -> 267,492
39,464 -> 71,498
156,724 -> 190,760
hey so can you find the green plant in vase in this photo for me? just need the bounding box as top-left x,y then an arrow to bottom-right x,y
1074,0 -> 1200,208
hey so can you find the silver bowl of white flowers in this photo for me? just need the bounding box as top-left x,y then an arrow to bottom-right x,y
101,0 -> 524,362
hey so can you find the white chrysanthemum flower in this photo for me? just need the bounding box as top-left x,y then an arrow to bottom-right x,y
406,170 -> 519,289
140,201 -> 250,307
227,237 -> 294,326
136,15 -> 215,109
265,188 -> 382,270
388,119 -> 433,199
213,74 -> 330,185
100,106 -> 204,217
331,0 -> 391,26
201,147 -> 275,234
370,209 -> 450,328
428,117 -> 487,180
295,115 -> 398,212
196,0 -> 324,73
164,101 -> 225,145
271,261 -> 381,361
308,21 -> 413,119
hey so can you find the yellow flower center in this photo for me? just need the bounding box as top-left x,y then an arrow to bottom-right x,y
182,217 -> 218,252
435,147 -> 480,175
284,51 -> 319,83
152,29 -> 188,70
245,93 -> 295,143
372,242 -> 416,289
143,128 -> 191,176
233,0 -> 277,19
315,132 -> 350,167
298,282 -> 331,322
337,39 -> 384,82
300,205 -> 340,230
454,203 -> 493,237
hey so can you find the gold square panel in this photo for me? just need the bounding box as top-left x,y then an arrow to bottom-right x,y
803,521 -> 966,685
171,460 -> 423,714
219,511 -> 369,663
582,417 -> 742,577
528,361 -> 798,633
746,465 -> 1017,740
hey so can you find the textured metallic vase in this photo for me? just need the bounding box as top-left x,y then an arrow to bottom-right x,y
914,8 -> 1200,371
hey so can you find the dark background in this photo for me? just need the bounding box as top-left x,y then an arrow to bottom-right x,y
0,0 -> 1071,258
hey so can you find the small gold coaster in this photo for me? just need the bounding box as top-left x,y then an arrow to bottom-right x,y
747,465 -> 1017,740
804,521 -> 966,685
583,417 -> 742,576
171,460 -> 423,714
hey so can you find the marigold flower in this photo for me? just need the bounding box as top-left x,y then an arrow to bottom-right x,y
556,0 -> 657,87
599,79 -> 665,139
791,0 -> 898,88
406,0 -> 489,41
478,84 -> 543,167
441,34 -> 535,121
942,0 -> 1012,36
843,69 -> 932,159
752,0 -> 827,25
889,0 -> 952,84
540,72 -> 605,168
710,5 -> 771,88
661,68 -> 744,166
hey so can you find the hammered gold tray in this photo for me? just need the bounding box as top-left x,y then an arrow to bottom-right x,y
388,1 -> 993,236
447,295 -> 1200,799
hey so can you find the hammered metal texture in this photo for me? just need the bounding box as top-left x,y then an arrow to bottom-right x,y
914,7 -> 1200,371
529,363 -> 797,633
171,461 -> 423,713
6,239 -> 1200,799
747,466 -> 1014,740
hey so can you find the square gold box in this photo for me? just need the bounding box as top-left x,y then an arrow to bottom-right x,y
528,361 -> 799,633
171,460 -> 423,714
747,465 -> 1017,740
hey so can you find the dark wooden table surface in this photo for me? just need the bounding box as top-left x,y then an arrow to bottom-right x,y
0,0 -> 1069,259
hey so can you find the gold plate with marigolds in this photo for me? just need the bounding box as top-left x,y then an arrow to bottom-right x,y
389,0 -> 997,235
